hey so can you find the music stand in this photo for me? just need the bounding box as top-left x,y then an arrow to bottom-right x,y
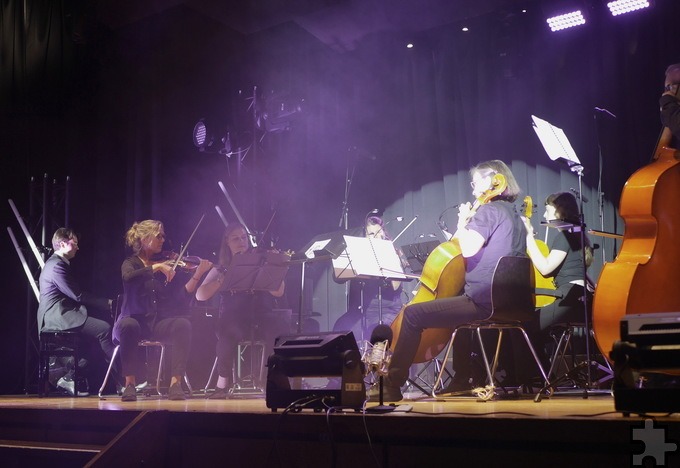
221,251 -> 289,396
332,236 -> 408,340
290,230 -> 349,335
531,115 -> 599,395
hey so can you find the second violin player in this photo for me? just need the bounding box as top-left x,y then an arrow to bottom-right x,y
196,223 -> 286,399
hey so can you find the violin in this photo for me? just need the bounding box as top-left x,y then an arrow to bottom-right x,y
152,251 -> 212,272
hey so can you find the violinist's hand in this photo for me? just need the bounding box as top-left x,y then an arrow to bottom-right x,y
520,216 -> 535,237
196,259 -> 212,277
456,202 -> 472,230
154,262 -> 176,282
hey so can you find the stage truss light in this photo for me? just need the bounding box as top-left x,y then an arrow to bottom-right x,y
546,10 -> 586,32
192,119 -> 213,151
607,0 -> 650,16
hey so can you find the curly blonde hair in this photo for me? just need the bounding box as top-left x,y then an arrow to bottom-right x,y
125,220 -> 163,254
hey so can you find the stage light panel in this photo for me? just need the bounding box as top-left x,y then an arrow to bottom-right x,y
546,10 -> 586,32
607,0 -> 650,16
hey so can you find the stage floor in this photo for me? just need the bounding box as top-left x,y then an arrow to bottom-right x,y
2,390 -> 679,467
0,389 -> 624,419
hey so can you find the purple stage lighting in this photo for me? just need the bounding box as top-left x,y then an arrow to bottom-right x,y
607,0 -> 650,16
546,10 -> 586,32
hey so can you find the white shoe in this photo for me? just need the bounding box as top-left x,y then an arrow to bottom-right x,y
56,376 -> 89,397
56,376 -> 75,396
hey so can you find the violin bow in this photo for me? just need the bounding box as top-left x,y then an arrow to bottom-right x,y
218,181 -> 258,247
392,215 -> 418,243
171,213 -> 205,272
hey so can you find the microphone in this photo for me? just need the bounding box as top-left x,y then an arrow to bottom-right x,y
594,107 -> 617,119
364,324 -> 393,376
569,188 -> 589,203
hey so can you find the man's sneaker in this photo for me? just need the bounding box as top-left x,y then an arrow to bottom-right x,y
168,382 -> 187,401
121,384 -> 137,402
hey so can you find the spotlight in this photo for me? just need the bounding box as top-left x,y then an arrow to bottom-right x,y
607,0 -> 650,16
192,119 -> 233,155
546,10 -> 586,31
193,119 -> 214,151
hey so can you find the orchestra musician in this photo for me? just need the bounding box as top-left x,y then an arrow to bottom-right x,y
196,223 -> 286,400
115,220 -> 212,402
521,192 -> 594,363
332,215 -> 404,342
37,228 -> 115,396
660,63 -> 680,143
369,160 -> 526,402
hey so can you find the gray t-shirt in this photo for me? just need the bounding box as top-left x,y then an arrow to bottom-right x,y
464,200 -> 527,313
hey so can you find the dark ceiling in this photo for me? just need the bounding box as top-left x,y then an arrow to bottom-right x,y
96,0 -> 536,51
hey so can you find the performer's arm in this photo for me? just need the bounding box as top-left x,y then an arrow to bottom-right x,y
452,202 -> 485,257
521,216 -> 567,276
270,280 -> 285,298
184,259 -> 212,294
196,267 -> 224,301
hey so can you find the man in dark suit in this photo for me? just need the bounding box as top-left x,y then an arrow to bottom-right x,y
37,228 -> 115,395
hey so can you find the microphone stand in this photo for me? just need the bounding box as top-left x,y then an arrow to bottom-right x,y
572,164 -> 595,392
365,374 -> 395,413
338,156 -> 357,316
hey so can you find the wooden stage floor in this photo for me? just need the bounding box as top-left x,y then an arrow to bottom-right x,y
1,389 -> 679,467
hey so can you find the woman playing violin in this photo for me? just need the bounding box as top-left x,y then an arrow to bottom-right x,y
116,219 -> 212,402
196,223 -> 285,399
369,160 -> 526,402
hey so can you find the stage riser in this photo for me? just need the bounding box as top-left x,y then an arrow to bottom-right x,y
0,407 -> 677,467
0,447 -> 95,467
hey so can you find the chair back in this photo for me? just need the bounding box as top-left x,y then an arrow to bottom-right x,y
112,294 -> 123,322
489,256 -> 535,322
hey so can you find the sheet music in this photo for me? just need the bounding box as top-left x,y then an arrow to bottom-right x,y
531,115 -> 581,166
332,236 -> 407,280
305,239 -> 331,259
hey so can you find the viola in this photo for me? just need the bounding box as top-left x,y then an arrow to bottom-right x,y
390,174 -> 508,362
522,196 -> 557,307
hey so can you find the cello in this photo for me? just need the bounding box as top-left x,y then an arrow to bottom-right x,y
592,124 -> 680,360
390,174 -> 507,362
522,196 -> 557,307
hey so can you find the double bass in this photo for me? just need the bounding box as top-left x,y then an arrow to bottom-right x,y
390,174 -> 507,362
592,125 -> 680,360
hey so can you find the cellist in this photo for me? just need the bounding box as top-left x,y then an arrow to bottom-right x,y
369,160 -> 526,402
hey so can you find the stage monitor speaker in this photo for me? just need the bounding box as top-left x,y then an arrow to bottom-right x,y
265,331 -> 366,412
611,340 -> 680,415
